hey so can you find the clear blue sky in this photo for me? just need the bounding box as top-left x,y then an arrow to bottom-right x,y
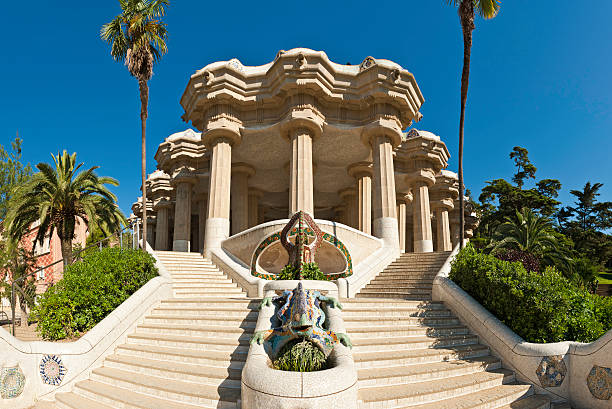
1,1 -> 611,217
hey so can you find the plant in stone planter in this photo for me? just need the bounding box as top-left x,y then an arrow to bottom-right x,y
273,338 -> 328,372
277,262 -> 328,281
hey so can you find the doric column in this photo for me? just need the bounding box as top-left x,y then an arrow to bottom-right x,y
339,188 -> 357,228
396,196 -> 407,253
333,205 -> 346,225
172,176 -> 196,252
435,207 -> 452,251
348,162 -> 373,235
406,203 -> 414,253
154,200 -> 170,251
288,127 -> 315,216
258,204 -> 267,225
248,188 -> 263,228
231,164 -> 254,235
430,171 -> 459,252
196,194 -> 207,253
204,130 -> 240,256
146,216 -> 156,247
412,181 -> 434,252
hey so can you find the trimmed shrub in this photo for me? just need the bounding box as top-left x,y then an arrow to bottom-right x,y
33,248 -> 158,340
449,244 -> 612,343
273,338 -> 328,372
277,262 -> 328,280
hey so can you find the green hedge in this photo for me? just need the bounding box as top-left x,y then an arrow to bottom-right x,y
449,244 -> 612,343
33,248 -> 158,340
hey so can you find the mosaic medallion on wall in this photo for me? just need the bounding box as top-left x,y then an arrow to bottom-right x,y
587,365 -> 612,400
39,355 -> 67,386
535,355 -> 567,387
0,365 -> 25,399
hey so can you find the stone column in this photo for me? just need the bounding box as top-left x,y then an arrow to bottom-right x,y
435,207 -> 452,251
289,127 -> 314,216
450,208 -> 461,248
412,182 -> 433,253
248,188 -> 263,228
204,136 -> 235,257
196,195 -> 207,253
396,197 -> 407,253
339,188 -> 357,228
154,202 -> 170,251
258,205 -> 267,225
231,164 -> 254,235
146,216 -> 156,247
348,163 -> 373,235
333,205 -> 346,225
173,177 -> 195,252
406,204 -> 414,253
430,172 -> 459,251
370,134 -> 399,247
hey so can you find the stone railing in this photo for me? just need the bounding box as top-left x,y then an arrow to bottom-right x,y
241,280 -> 357,408
0,242 -> 172,408
432,244 -> 612,409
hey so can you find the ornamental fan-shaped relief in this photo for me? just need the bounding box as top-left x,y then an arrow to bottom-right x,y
360,56 -> 376,71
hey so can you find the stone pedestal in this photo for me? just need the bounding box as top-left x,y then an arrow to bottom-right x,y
204,137 -> 233,256
412,182 -> 433,253
231,164 -> 254,235
289,128 -> 314,216
154,204 -> 169,251
173,179 -> 195,252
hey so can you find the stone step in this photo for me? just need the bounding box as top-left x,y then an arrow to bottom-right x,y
147,312 -> 258,323
104,354 -> 243,386
153,306 -> 259,316
341,299 -> 444,308
347,324 -> 469,338
89,367 -> 241,406
167,267 -> 221,272
343,316 -> 460,326
173,286 -> 244,294
358,369 -> 515,407
127,332 -> 251,351
353,344 -> 490,368
159,298 -> 258,308
357,355 -> 501,386
364,283 -> 433,290
173,291 -> 248,298
352,334 -> 479,352
355,292 -> 431,300
173,282 -> 238,288
172,278 -> 235,284
55,392 -> 113,409
115,343 -> 248,366
73,379 -> 221,409
367,278 -> 435,285
136,322 -> 255,338
29,400 -> 59,409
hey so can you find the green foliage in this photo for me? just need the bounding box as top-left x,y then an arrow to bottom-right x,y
277,262 -> 328,280
510,146 -> 537,189
273,338 -> 328,372
0,136 -> 32,220
450,244 -> 612,343
33,248 -> 158,340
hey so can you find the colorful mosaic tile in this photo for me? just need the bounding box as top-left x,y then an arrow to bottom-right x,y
40,354 -> 67,386
251,227 -> 353,280
535,355 -> 566,387
587,365 -> 612,400
0,365 -> 25,399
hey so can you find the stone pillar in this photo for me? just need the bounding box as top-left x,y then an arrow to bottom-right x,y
289,128 -> 314,216
333,205 -> 346,225
173,178 -> 195,252
154,202 -> 170,251
348,163 -> 373,235
412,182 -> 433,253
146,216 -> 156,247
204,136 -> 234,257
406,205 -> 414,253
370,135 -> 399,247
450,209 -> 461,248
430,171 -> 459,251
258,205 -> 267,225
435,207 -> 452,251
196,195 -> 207,253
396,198 -> 406,253
231,164 -> 254,235
339,188 -> 357,228
248,188 -> 263,228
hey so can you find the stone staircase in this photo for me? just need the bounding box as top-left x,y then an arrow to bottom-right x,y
345,251 -> 554,409
31,251 -> 255,409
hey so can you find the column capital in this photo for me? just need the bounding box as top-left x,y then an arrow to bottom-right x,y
338,187 -> 356,199
405,169 -> 436,188
347,162 -> 373,179
153,198 -> 172,211
280,108 -> 324,140
231,162 -> 256,177
430,197 -> 455,211
396,191 -> 413,204
248,187 -> 265,198
361,118 -> 403,148
202,117 -> 242,147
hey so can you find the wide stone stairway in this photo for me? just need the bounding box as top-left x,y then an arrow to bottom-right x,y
33,251 -> 256,409
345,251 -> 553,409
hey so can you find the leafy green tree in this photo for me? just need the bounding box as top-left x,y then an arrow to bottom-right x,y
0,238 -> 37,328
445,0 -> 500,248
0,136 -> 32,220
101,0 -> 169,246
567,182 -> 612,232
5,151 -> 126,267
509,146 -> 537,189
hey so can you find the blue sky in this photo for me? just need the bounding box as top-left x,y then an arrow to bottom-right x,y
1,1 -> 611,217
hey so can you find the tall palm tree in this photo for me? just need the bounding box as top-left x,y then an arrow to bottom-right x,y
101,0 -> 169,245
5,151 -> 125,266
446,0 -> 500,248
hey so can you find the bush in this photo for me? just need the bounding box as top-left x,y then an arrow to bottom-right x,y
493,249 -> 541,272
33,248 -> 158,340
277,262 -> 328,280
449,244 -> 612,343
273,338 -> 328,372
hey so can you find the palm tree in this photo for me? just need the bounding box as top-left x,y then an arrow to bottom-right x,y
5,151 -> 125,266
0,238 -> 37,328
101,0 -> 169,245
446,0 -> 500,248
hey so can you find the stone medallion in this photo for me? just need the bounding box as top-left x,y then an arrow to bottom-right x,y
0,365 -> 25,399
587,365 -> 612,400
535,355 -> 567,387
39,355 -> 67,386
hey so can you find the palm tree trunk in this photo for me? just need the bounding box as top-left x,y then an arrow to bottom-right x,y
19,295 -> 29,328
458,1 -> 475,250
139,79 -> 149,249
60,238 -> 73,267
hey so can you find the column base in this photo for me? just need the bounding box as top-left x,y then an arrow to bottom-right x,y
373,217 -> 400,249
173,240 -> 190,252
414,239 -> 434,253
203,218 -> 230,258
